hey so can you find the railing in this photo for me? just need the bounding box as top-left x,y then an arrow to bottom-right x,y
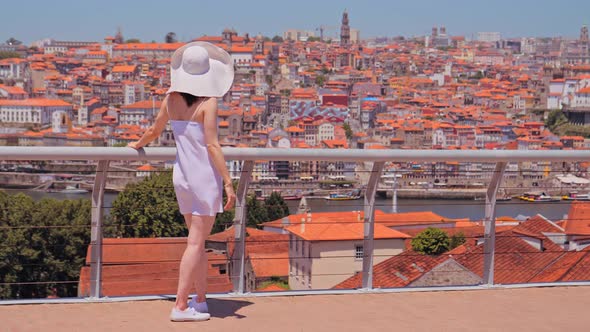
2,146 -> 590,304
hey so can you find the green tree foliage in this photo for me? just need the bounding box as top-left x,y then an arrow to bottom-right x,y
315,74 -> 326,87
0,51 -> 21,60
165,32 -> 177,43
545,109 -> 590,138
0,191 -> 90,299
271,35 -> 284,43
545,109 -> 568,131
449,232 -> 466,250
342,122 -> 353,141
111,142 -> 128,147
5,37 -> 22,46
246,194 -> 268,227
106,172 -> 185,238
411,227 -> 450,255
108,172 -> 238,236
264,192 -> 290,222
125,38 -> 141,44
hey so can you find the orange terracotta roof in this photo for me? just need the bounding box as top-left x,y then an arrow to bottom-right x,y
136,164 -> 156,171
113,43 -> 184,51
121,100 -> 162,109
249,252 -> 289,278
286,222 -> 410,241
0,98 -> 71,107
112,65 -> 137,73
564,202 -> 590,236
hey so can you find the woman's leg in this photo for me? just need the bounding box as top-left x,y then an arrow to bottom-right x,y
192,215 -> 214,303
182,214 -> 209,303
174,214 -> 215,310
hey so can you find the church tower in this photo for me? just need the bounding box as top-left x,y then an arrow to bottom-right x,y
254,34 -> 265,55
581,25 -> 589,43
114,27 -> 124,44
581,25 -> 589,55
340,10 -> 350,47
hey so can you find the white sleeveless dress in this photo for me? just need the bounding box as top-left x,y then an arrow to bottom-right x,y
171,120 -> 223,216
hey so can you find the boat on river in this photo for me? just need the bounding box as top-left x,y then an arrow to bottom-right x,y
518,191 -> 560,202
561,191 -> 590,201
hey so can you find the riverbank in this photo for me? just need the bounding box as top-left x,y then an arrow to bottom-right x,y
1,188 -> 573,221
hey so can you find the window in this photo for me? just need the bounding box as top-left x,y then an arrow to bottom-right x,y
355,245 -> 363,260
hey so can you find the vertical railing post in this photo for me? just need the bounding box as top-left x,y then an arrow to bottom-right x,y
362,161 -> 385,290
483,162 -> 507,286
89,160 -> 110,299
231,160 -> 253,294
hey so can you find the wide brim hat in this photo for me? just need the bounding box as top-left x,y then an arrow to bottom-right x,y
167,41 -> 234,98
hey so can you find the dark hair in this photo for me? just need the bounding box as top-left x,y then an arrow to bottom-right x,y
180,92 -> 200,107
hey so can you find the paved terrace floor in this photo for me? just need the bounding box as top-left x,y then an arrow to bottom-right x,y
2,286 -> 590,332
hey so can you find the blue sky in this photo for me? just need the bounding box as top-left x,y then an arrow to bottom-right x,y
2,0 -> 589,44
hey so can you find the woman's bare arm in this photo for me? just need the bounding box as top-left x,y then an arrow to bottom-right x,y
128,95 -> 169,149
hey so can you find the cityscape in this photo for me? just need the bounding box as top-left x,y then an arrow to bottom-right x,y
2,4 -> 590,330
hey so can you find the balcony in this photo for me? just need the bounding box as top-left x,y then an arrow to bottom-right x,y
1,286 -> 589,330
1,147 -> 590,330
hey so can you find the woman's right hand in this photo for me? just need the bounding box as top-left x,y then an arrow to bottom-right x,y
224,184 -> 236,211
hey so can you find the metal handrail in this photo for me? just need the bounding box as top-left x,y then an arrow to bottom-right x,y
2,146 -> 590,162
2,147 -> 590,301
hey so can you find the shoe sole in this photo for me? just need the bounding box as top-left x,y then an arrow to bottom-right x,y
170,316 -> 210,322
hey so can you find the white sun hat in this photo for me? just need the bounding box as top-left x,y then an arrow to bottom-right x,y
167,41 -> 234,97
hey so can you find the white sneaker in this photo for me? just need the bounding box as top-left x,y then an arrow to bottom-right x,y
170,307 -> 210,322
188,297 -> 209,313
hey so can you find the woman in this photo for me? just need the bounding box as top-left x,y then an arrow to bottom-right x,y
128,41 -> 236,322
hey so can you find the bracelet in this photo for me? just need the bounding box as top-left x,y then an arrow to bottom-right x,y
224,183 -> 233,188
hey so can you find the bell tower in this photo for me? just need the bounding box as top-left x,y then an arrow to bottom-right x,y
254,34 -> 265,55
340,10 -> 350,47
581,25 -> 589,43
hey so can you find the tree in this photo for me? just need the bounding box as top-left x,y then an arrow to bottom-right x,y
271,35 -> 284,43
470,71 -> 484,80
0,191 -> 91,299
449,232 -> 466,250
5,37 -> 22,46
0,51 -> 21,60
165,32 -> 178,43
315,74 -> 326,87
342,122 -> 353,141
264,192 -> 290,222
545,109 -> 568,131
106,172 -> 186,238
107,172 -> 233,237
411,227 -> 450,255
307,36 -> 321,42
125,38 -> 141,44
246,195 -> 268,227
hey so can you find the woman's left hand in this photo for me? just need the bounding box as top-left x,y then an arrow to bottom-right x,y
127,142 -> 142,150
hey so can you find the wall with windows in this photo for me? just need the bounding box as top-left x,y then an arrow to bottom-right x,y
288,235 -> 405,290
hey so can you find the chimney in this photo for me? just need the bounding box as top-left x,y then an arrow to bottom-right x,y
306,212 -> 312,223
357,210 -> 362,222
281,216 -> 290,226
300,217 -> 306,233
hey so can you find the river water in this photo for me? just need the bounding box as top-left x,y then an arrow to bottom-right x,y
2,189 -> 573,221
